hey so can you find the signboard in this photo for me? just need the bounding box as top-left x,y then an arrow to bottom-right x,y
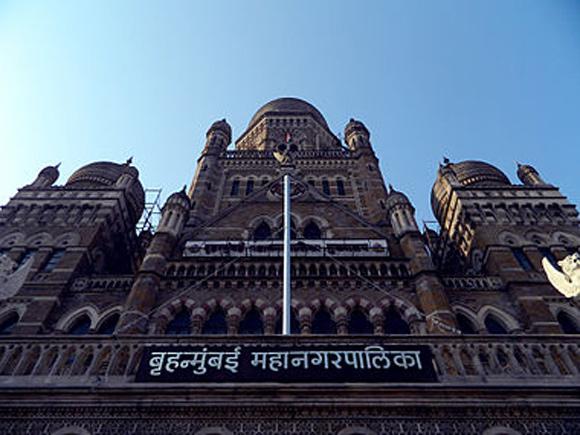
135,344 -> 438,383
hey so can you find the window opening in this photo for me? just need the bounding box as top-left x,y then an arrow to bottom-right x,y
166,309 -> 192,335
97,314 -> 119,335
336,179 -> 346,196
68,315 -> 91,335
42,249 -> 65,272
348,308 -> 374,334
512,248 -> 533,271
238,307 -> 264,335
484,315 -> 508,334
202,308 -> 227,335
230,180 -> 240,196
0,313 -> 19,335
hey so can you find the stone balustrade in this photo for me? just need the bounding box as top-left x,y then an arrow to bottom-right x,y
0,335 -> 577,386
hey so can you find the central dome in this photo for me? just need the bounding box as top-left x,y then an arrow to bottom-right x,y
247,97 -> 329,130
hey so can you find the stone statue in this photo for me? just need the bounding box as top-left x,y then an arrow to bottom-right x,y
542,252 -> 580,298
0,254 -> 34,300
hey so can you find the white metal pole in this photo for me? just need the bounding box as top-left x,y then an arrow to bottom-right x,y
282,174 -> 292,335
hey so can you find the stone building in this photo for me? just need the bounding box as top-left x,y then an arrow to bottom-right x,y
0,97 -> 578,434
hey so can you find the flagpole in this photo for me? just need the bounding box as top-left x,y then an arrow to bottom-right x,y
282,173 -> 292,335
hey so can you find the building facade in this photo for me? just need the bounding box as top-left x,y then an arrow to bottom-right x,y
0,98 -> 579,434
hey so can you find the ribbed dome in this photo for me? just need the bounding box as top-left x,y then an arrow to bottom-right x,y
66,162 -> 135,188
247,97 -> 329,130
448,160 -> 510,188
430,160 -> 511,224
66,161 -> 145,222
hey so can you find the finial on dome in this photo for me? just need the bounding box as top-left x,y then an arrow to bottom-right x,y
443,156 -> 450,165
125,156 -> 133,166
55,162 -> 61,169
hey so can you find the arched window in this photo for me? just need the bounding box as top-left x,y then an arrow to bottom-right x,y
456,312 -> 478,335
97,313 -> 119,334
322,179 -> 331,195
0,312 -> 19,335
512,248 -> 533,271
245,178 -> 254,195
68,315 -> 91,335
238,307 -> 264,335
311,308 -> 336,334
274,219 -> 297,239
348,308 -> 374,334
557,311 -> 579,334
42,249 -> 65,272
166,309 -> 191,335
303,221 -> 322,239
253,222 -> 272,241
261,177 -> 269,186
336,179 -> 346,196
383,307 -> 410,334
202,308 -> 227,335
484,315 -> 508,335
230,179 -> 240,196
275,310 -> 300,334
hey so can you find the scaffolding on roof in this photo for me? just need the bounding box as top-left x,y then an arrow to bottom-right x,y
137,188 -> 162,234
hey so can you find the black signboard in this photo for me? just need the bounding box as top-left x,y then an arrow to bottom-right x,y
135,344 -> 438,383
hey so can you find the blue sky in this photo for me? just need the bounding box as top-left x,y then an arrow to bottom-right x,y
1,0 -> 579,224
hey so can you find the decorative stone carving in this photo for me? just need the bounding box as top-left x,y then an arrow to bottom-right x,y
542,253 -> 580,298
0,254 -> 33,300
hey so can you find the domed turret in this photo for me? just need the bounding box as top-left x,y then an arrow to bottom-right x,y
157,187 -> 191,236
517,162 -> 547,186
235,97 -> 340,151
431,160 -> 511,223
28,164 -> 60,188
344,119 -> 371,152
247,97 -> 329,130
443,160 -> 510,188
385,185 -> 418,237
204,119 -> 232,153
66,161 -> 145,222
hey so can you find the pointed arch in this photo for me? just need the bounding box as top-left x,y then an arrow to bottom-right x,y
556,310 -> 579,334
303,221 -> 322,239
0,312 -> 19,335
238,306 -> 264,335
478,306 -> 519,334
253,221 -> 272,241
347,307 -> 374,335
165,308 -> 192,335
453,306 -> 480,335
96,313 -> 120,335
311,307 -> 336,334
202,307 -> 228,335
57,306 -> 99,333
68,314 -> 92,335
383,305 -> 410,334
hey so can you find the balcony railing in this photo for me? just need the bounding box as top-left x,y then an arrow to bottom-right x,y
0,335 -> 577,387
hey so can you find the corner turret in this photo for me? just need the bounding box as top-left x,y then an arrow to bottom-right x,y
28,164 -> 60,188
344,119 -> 371,152
385,185 -> 419,237
517,162 -> 548,186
